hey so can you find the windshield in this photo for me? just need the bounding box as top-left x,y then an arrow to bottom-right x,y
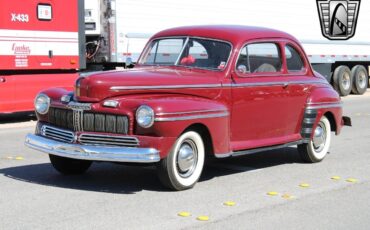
139,37 -> 232,70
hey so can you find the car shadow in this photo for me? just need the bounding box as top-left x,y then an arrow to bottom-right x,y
0,147 -> 303,194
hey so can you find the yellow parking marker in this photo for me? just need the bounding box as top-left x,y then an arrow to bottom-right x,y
355,113 -> 362,116
197,216 -> 209,221
331,176 -> 341,180
223,201 -> 236,206
15,156 -> 24,160
299,183 -> 310,188
346,178 -> 358,183
267,191 -> 279,196
282,194 -> 294,199
178,212 -> 191,217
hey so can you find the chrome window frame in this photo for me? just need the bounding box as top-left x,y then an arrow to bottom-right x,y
235,40 -> 284,77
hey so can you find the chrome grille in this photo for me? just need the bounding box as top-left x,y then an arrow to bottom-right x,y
41,125 -> 74,143
78,134 -> 139,147
48,107 -> 128,134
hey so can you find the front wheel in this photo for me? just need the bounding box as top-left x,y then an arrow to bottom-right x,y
157,131 -> 205,191
49,154 -> 92,175
298,116 -> 331,163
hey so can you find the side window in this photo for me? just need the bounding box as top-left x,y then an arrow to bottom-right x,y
285,45 -> 305,72
236,43 -> 282,74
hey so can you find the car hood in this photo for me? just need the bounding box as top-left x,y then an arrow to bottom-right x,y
75,67 -> 223,102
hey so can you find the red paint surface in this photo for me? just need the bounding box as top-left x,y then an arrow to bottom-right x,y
0,73 -> 78,113
0,0 -> 78,31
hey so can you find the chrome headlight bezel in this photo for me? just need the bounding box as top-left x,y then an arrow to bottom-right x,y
136,105 -> 154,128
34,93 -> 50,115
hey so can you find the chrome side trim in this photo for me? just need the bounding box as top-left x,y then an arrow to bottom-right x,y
306,103 -> 343,110
110,84 -> 222,91
223,80 -> 329,88
215,140 -> 304,158
156,109 -> 227,116
155,112 -> 229,122
110,80 -> 331,91
25,134 -> 160,163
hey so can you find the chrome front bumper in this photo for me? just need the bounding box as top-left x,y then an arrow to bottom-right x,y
25,134 -> 160,163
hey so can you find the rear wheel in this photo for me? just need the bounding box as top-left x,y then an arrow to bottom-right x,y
49,154 -> 92,175
333,65 -> 352,96
157,131 -> 205,191
298,116 -> 331,163
351,65 -> 368,95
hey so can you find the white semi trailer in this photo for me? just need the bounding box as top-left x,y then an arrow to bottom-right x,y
85,0 -> 370,96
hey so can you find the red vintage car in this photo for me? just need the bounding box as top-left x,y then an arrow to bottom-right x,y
25,25 -> 351,190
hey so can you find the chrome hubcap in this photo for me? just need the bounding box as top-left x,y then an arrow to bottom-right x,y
358,71 -> 367,89
342,72 -> 351,90
313,122 -> 327,152
177,140 -> 197,178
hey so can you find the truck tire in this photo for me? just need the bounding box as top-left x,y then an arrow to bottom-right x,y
351,65 -> 368,95
333,65 -> 352,96
157,131 -> 205,191
49,154 -> 92,175
298,116 -> 331,163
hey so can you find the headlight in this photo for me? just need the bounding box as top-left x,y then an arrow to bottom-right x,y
34,94 -> 50,115
136,105 -> 154,128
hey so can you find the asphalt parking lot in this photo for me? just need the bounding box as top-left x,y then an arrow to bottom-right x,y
1,92 -> 370,230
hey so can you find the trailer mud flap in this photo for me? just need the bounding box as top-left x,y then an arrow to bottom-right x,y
342,116 -> 352,127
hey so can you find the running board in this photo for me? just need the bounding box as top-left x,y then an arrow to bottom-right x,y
228,140 -> 304,158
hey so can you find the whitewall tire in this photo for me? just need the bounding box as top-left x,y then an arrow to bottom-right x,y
157,131 -> 205,190
298,116 -> 331,163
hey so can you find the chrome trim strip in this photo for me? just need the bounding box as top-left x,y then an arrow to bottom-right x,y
303,118 -> 316,124
156,109 -> 227,116
110,80 -> 330,91
25,134 -> 160,163
223,80 -> 329,88
302,128 -> 313,134
306,103 -> 343,110
155,112 -> 229,122
214,140 -> 304,158
67,101 -> 92,110
110,84 -> 222,91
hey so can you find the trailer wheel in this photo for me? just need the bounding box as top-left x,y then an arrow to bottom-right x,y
351,65 -> 368,95
333,65 -> 352,96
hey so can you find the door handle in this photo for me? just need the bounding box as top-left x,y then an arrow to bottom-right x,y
282,83 -> 289,89
0,77 -> 5,83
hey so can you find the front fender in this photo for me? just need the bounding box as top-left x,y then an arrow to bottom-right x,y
117,95 -> 231,157
305,86 -> 343,135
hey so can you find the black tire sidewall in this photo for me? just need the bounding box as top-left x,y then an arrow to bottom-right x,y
333,66 -> 352,96
351,65 -> 368,95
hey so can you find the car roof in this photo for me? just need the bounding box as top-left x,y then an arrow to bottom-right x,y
152,25 -> 299,45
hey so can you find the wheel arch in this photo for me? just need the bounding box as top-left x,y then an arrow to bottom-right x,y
183,123 -> 214,157
323,111 -> 337,133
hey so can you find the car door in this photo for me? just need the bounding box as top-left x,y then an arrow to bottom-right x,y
230,41 -> 306,151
